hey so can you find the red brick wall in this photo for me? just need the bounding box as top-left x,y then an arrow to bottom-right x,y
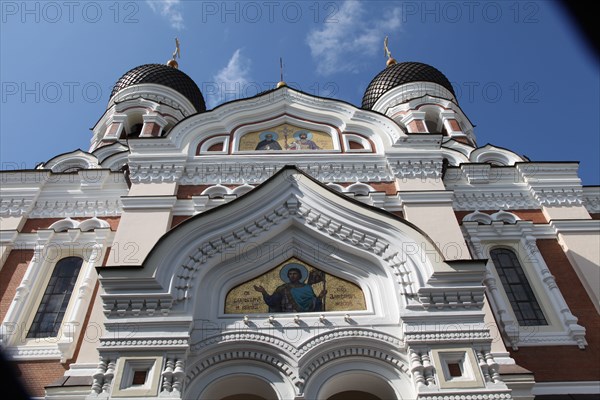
14,360 -> 69,397
449,119 -> 461,131
508,239 -> 600,381
0,250 -> 33,321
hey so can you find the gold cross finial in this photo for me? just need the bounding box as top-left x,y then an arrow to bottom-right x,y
384,36 -> 397,66
167,38 -> 181,69
277,57 -> 287,88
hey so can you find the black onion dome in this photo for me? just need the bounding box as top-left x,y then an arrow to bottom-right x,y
110,64 -> 206,112
361,62 -> 455,109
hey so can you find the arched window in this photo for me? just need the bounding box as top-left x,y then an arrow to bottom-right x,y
27,256 -> 84,338
489,248 -> 547,326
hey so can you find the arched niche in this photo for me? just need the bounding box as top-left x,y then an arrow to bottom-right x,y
224,256 -> 366,315
186,363 -> 295,400
233,118 -> 341,153
303,359 -> 414,400
192,227 -> 396,322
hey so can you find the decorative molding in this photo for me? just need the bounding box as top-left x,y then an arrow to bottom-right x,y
108,84 -> 196,117
120,196 -> 177,210
531,187 -> 584,207
416,394 -> 512,400
191,331 -> 299,356
29,199 -> 122,218
0,198 -> 36,217
6,345 -> 62,360
532,381 -> 600,395
180,161 -> 394,185
101,295 -> 174,318
470,145 -> 524,166
550,219 -> 600,233
128,163 -> 185,183
397,191 -> 454,205
418,286 -> 485,310
299,346 -> 408,382
100,338 -> 189,349
185,350 -> 300,387
453,191 -> 538,211
389,159 -> 441,180
582,187 -> 600,213
462,210 -> 521,225
297,328 -> 404,357
405,330 -> 492,344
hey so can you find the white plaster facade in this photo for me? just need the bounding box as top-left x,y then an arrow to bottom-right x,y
0,60 -> 598,400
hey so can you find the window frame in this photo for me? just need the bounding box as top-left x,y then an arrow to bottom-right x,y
462,217 -> 587,349
0,228 -> 111,361
488,247 -> 548,327
24,256 -> 85,340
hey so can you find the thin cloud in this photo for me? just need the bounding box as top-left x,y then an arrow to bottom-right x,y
146,0 -> 184,30
306,1 -> 402,75
208,49 -> 252,108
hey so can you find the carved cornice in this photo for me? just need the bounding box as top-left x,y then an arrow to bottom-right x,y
405,330 -> 492,344
128,163 -> 185,183
99,337 -> 189,349
453,191 -> 538,211
417,393 -> 512,400
29,199 -> 122,218
180,161 -> 394,185
530,187 -> 584,207
6,345 -> 62,360
0,198 -> 36,217
417,286 -> 486,310
582,187 -> 600,213
389,159 -> 441,180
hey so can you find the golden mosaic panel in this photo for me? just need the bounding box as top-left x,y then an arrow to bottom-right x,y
238,123 -> 333,151
225,257 -> 366,314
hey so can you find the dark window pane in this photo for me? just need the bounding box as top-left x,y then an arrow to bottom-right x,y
490,249 -> 547,326
27,257 -> 83,338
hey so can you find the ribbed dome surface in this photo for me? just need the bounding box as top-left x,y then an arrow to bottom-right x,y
362,62 -> 455,109
110,64 -> 206,112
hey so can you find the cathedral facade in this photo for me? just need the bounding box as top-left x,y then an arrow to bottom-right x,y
0,52 -> 598,400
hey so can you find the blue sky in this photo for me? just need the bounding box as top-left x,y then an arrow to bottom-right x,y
1,1 -> 598,184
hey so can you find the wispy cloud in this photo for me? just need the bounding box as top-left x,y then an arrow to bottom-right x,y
146,0 -> 184,30
207,49 -> 252,108
306,1 -> 402,75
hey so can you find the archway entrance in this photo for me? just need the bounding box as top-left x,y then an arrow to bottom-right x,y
200,375 -> 278,400
316,371 -> 398,400
328,391 -> 382,400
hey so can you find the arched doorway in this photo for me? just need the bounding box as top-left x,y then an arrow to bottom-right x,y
198,374 -> 279,400
328,391 -> 383,400
315,371 -> 400,400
